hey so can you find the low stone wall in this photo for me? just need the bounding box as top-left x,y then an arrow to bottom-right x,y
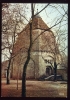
57,69 -> 67,80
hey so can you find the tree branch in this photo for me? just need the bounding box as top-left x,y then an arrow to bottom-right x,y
32,11 -> 66,45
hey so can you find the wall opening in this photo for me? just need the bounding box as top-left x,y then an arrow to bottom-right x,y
46,66 -> 52,76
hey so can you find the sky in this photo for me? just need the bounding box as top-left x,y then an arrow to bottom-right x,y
2,3 -> 68,62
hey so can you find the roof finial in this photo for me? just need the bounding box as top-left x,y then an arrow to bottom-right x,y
37,9 -> 38,13
35,8 -> 41,18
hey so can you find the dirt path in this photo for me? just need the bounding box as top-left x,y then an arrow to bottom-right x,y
1,78 -> 67,97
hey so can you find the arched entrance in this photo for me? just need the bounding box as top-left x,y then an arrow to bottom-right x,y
46,66 -> 52,76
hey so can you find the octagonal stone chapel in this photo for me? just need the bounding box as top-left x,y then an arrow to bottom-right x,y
10,14 -> 62,79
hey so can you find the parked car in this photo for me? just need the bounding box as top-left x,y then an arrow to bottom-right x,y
38,75 -> 63,81
44,75 -> 63,81
38,75 -> 47,81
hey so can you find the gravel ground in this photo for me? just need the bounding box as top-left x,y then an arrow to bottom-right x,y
1,78 -> 67,97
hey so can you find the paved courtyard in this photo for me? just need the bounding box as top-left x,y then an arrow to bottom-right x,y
1,78 -> 67,97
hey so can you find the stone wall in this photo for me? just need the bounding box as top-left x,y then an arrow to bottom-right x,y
11,51 -> 39,79
57,69 -> 67,80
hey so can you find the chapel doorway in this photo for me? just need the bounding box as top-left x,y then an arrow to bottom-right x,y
46,66 -> 52,76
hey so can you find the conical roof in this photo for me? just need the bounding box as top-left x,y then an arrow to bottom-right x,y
12,16 -> 59,55
23,15 -> 49,31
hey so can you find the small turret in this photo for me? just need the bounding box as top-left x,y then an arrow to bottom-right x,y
34,9 -> 41,18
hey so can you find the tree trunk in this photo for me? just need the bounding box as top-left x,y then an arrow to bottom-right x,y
22,56 -> 30,97
6,69 -> 10,84
6,58 -> 11,84
21,8 -> 32,96
54,62 -> 57,81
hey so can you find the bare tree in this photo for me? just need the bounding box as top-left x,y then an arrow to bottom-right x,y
2,3 -> 26,84
21,3 -> 67,97
2,3 -> 68,97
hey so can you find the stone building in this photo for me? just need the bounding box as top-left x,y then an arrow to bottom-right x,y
10,15 -> 63,79
12,15 -> 61,79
